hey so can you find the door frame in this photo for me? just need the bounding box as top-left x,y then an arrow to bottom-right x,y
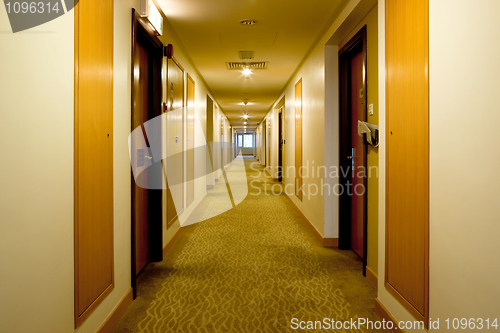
130,9 -> 164,298
338,26 -> 368,275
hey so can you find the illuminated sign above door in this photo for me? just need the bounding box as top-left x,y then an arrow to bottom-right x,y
140,0 -> 163,36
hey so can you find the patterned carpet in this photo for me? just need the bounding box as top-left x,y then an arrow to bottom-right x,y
113,157 -> 385,332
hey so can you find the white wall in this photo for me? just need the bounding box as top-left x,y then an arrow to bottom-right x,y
0,9 -> 75,333
378,0 -> 500,328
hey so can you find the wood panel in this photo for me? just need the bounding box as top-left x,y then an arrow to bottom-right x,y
186,74 -> 195,207
74,0 -> 114,327
295,79 -> 303,201
385,0 -> 429,324
166,58 -> 184,228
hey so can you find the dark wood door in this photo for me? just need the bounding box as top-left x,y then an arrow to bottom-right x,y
349,51 -> 366,259
133,41 -> 150,275
338,27 -> 367,272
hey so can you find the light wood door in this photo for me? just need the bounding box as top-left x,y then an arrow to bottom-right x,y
350,51 -> 366,259
187,75 -> 195,207
386,0 -> 429,324
133,41 -> 150,275
295,79 -> 303,200
166,58 -> 184,228
74,0 -> 114,327
278,107 -> 284,183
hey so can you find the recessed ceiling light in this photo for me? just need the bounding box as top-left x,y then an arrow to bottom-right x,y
239,19 -> 257,26
242,68 -> 252,76
244,122 -> 247,125
243,114 -> 248,119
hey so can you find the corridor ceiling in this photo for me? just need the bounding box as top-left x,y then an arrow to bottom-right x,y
156,0 -> 346,128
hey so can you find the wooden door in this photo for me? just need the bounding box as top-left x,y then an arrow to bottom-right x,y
278,108 -> 284,182
350,51 -> 366,259
74,0 -> 114,327
131,12 -> 164,295
186,75 -> 195,208
295,79 -> 303,200
338,27 -> 368,271
133,41 -> 150,275
166,58 -> 184,228
386,0 -> 429,325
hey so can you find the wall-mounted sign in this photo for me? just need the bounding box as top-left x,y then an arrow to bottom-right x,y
140,0 -> 163,36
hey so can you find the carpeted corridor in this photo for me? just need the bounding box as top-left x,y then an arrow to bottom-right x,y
113,157 -> 386,332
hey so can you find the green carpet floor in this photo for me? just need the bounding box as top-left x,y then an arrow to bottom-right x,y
113,157 -> 386,332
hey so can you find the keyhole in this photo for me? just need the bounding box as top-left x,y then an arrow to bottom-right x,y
390,131 -> 393,135
107,134 -> 110,138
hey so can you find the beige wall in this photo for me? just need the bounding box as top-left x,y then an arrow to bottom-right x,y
0,10 -> 75,333
0,1 -> 224,331
378,0 -> 500,327
266,41 -> 326,235
266,0 -> 378,239
339,5 -> 379,276
157,16 -> 219,236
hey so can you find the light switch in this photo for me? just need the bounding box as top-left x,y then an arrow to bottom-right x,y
368,104 -> 374,116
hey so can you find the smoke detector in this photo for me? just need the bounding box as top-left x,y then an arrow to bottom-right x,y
239,19 -> 257,26
239,51 -> 255,60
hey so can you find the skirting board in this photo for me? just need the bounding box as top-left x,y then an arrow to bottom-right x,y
366,266 -> 378,290
163,225 -> 184,258
96,288 -> 133,333
374,299 -> 405,333
284,193 -> 338,248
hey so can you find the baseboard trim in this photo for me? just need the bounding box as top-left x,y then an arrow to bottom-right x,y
96,288 -> 133,333
284,193 -> 338,248
323,238 -> 338,247
374,299 -> 405,333
163,225 -> 184,258
366,266 -> 378,289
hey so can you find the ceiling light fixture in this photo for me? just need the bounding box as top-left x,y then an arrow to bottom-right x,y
243,114 -> 248,119
244,122 -> 247,125
242,67 -> 252,76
